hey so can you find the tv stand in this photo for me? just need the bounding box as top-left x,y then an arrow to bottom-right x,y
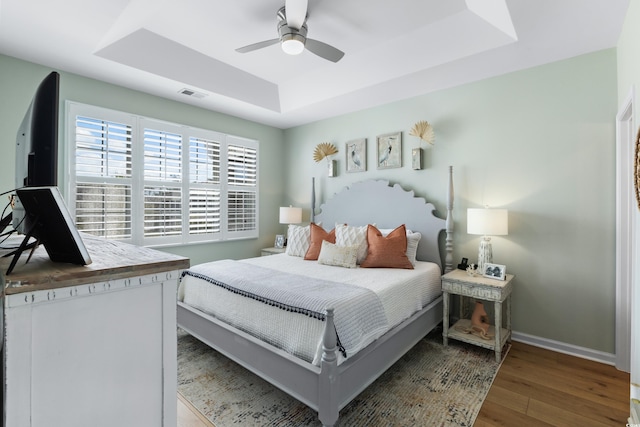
1,235 -> 189,427
0,212 -> 11,233
3,217 -> 39,275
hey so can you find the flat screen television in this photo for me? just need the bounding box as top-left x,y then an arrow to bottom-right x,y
12,71 -> 60,234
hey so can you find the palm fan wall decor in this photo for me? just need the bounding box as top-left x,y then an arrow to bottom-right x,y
313,142 -> 338,162
409,120 -> 435,145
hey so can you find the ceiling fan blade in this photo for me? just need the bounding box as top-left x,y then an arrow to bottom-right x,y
236,39 -> 280,53
285,0 -> 308,30
305,39 -> 344,62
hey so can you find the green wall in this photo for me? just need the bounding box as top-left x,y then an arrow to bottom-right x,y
0,54 -> 286,266
284,49 -> 618,353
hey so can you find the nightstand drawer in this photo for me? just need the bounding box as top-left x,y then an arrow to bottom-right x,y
442,281 -> 503,300
261,247 -> 285,256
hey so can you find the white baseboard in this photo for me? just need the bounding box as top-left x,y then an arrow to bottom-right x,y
511,330 -> 616,366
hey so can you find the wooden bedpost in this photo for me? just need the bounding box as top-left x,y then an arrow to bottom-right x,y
318,307 -> 339,427
445,166 -> 454,273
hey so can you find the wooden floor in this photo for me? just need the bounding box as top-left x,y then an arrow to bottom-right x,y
476,341 -> 630,426
177,341 -> 630,427
177,392 -> 215,427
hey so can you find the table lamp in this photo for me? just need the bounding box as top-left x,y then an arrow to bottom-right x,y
467,207 -> 508,274
279,205 -> 302,245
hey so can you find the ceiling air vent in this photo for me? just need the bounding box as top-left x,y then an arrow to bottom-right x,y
179,88 -> 207,99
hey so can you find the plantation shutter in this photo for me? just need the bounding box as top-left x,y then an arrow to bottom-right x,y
73,115 -> 133,239
226,137 -> 258,237
188,136 -> 221,236
143,127 -> 183,240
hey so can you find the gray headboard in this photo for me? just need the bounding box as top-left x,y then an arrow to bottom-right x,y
313,168 -> 454,272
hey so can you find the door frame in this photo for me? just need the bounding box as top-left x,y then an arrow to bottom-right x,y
616,86 -> 635,372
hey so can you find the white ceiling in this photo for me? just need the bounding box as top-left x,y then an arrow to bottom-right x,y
0,0 -> 629,129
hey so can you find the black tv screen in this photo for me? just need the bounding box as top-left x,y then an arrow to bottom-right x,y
15,186 -> 91,267
13,71 -> 60,233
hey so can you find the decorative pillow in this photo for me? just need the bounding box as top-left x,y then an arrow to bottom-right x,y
378,228 -> 412,235
406,232 -> 422,267
285,224 -> 311,257
335,224 -> 370,264
304,223 -> 336,260
360,224 -> 413,269
378,228 -> 421,266
317,241 -> 358,268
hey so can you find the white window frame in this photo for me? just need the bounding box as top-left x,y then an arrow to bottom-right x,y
66,101 -> 259,247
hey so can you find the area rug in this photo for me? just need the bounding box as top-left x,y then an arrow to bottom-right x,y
177,327 -> 507,426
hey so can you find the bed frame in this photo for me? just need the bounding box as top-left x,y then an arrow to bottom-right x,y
177,167 -> 454,426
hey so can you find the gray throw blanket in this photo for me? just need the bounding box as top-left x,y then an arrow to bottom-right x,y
183,259 -> 389,358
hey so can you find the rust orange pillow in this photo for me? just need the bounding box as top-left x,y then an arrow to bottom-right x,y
360,224 -> 413,269
304,223 -> 336,260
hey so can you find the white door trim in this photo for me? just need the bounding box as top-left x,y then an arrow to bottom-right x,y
615,86 -> 635,372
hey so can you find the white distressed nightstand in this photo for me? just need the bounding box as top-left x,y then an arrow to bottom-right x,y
261,247 -> 285,256
441,269 -> 514,362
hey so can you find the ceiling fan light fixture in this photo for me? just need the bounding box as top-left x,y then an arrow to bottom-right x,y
282,38 -> 305,55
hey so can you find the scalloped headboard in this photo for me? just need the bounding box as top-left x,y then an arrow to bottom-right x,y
313,177 -> 453,272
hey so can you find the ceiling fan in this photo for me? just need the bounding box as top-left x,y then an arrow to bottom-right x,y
236,0 -> 345,63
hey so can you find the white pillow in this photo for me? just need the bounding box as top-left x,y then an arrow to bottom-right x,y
317,241 -> 358,268
285,224 -> 310,257
406,232 -> 422,267
335,224 -> 369,264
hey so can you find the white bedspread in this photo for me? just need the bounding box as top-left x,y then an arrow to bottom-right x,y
178,254 -> 442,365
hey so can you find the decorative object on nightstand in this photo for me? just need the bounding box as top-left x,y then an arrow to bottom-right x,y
279,205 -> 302,246
441,269 -> 514,362
467,207 -> 508,274
466,264 -> 478,276
483,262 -> 506,280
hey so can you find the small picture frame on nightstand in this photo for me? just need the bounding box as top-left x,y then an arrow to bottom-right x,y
483,263 -> 506,280
274,234 -> 285,249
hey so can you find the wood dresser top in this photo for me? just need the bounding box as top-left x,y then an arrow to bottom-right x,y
1,234 -> 190,295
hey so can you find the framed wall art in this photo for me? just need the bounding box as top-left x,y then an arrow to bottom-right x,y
377,132 -> 402,169
346,138 -> 366,173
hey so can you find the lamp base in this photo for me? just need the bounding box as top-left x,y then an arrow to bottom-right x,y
477,236 -> 493,274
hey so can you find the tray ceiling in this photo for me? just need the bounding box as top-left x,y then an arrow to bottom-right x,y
0,0 -> 629,128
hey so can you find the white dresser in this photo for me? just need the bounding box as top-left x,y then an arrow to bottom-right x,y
1,235 -> 189,427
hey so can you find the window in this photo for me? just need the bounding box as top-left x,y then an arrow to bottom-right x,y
67,102 -> 259,246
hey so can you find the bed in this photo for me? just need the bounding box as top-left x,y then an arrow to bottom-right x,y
177,167 -> 454,426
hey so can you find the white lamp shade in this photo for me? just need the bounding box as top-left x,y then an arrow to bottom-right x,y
279,206 -> 302,224
467,208 -> 508,236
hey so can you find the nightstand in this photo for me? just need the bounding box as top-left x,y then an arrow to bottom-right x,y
261,247 -> 285,256
441,269 -> 514,362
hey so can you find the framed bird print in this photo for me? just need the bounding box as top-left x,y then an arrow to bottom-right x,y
377,132 -> 402,169
346,138 -> 366,173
